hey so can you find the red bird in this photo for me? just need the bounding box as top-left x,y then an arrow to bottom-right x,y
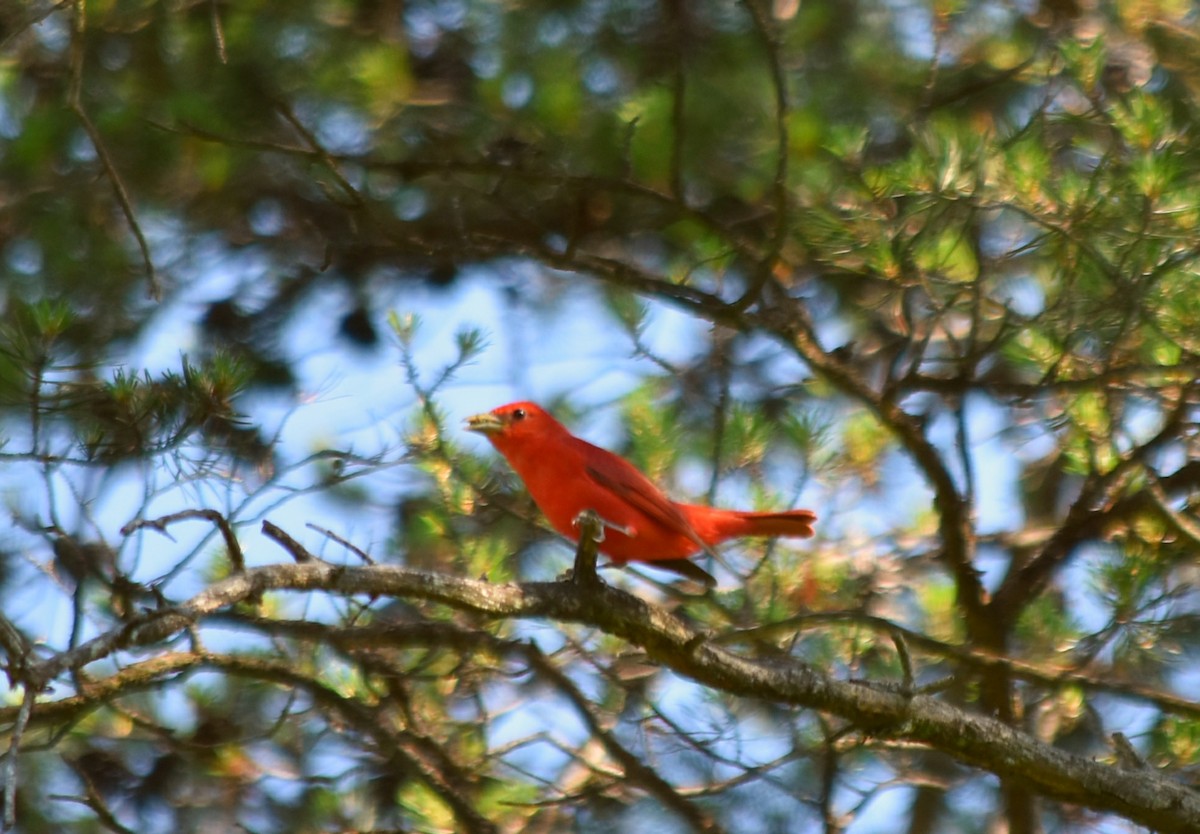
466,401 -> 816,587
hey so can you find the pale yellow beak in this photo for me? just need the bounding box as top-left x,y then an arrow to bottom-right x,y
465,412 -> 504,435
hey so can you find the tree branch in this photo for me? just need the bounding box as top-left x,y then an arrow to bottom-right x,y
9,559 -> 1198,833
521,642 -> 721,833
207,651 -> 499,834
122,510 -> 246,573
756,298 -> 989,642
2,688 -> 35,829
990,386 -> 1192,623
721,610 -> 1200,720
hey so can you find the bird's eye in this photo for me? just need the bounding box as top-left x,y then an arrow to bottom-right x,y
512,408 -> 526,421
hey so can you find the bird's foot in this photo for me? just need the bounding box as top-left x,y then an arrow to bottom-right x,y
571,509 -> 634,541
556,566 -> 608,587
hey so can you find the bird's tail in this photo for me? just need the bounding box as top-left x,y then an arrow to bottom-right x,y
730,509 -> 818,539
683,506 -> 817,545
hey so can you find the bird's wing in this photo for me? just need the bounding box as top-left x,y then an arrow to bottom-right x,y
581,448 -> 713,556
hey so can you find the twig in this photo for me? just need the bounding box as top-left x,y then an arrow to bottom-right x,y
734,0 -> 791,310
122,510 -> 245,573
272,97 -> 362,207
262,520 -> 316,563
58,766 -> 140,834
0,616 -> 34,686
1145,478 -> 1200,548
889,627 -> 914,695
2,687 -> 36,829
758,298 -> 990,643
706,332 -> 733,504
991,386 -> 1192,620
955,396 -> 976,509
0,0 -> 72,52
519,641 -> 721,833
819,721 -> 841,834
306,523 -> 375,564
67,1 -> 160,300
665,0 -> 687,201
620,116 -> 640,177
209,650 -> 500,834
920,2 -> 949,113
1111,732 -> 1148,771
209,0 -> 227,63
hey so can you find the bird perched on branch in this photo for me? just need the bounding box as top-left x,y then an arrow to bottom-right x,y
466,401 -> 816,587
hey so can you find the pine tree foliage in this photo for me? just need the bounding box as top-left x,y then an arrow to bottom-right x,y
0,2 -> 1198,832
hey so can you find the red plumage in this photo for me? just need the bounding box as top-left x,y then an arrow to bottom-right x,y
467,401 -> 816,587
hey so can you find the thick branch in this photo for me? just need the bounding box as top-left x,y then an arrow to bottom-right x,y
723,611 -> 1200,720
12,560 -> 1199,833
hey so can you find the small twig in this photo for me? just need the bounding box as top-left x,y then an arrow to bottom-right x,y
146,118 -> 316,157
889,627 -> 914,695
61,762 -> 140,834
0,0 -> 72,52
209,0 -> 227,63
2,687 -> 37,829
955,396 -> 976,509
1111,732 -> 1148,771
819,719 -> 840,834
272,97 -> 362,207
620,116 -> 640,178
306,523 -> 375,565
0,616 -> 34,687
664,1 -> 687,201
1145,478 -> 1200,548
734,0 -> 790,310
920,3 -> 950,113
262,520 -> 316,563
121,510 -> 244,573
519,642 -> 719,833
67,1 -> 160,300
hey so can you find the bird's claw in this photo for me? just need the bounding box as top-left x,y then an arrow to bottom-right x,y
572,510 -> 606,543
556,566 -> 608,586
572,509 -> 634,542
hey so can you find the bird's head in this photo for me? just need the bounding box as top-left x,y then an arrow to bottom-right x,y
465,401 -> 563,456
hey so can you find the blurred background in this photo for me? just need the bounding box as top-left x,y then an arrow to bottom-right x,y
0,1 -> 1198,831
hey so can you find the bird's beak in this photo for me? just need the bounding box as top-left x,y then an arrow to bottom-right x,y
465,412 -> 504,435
